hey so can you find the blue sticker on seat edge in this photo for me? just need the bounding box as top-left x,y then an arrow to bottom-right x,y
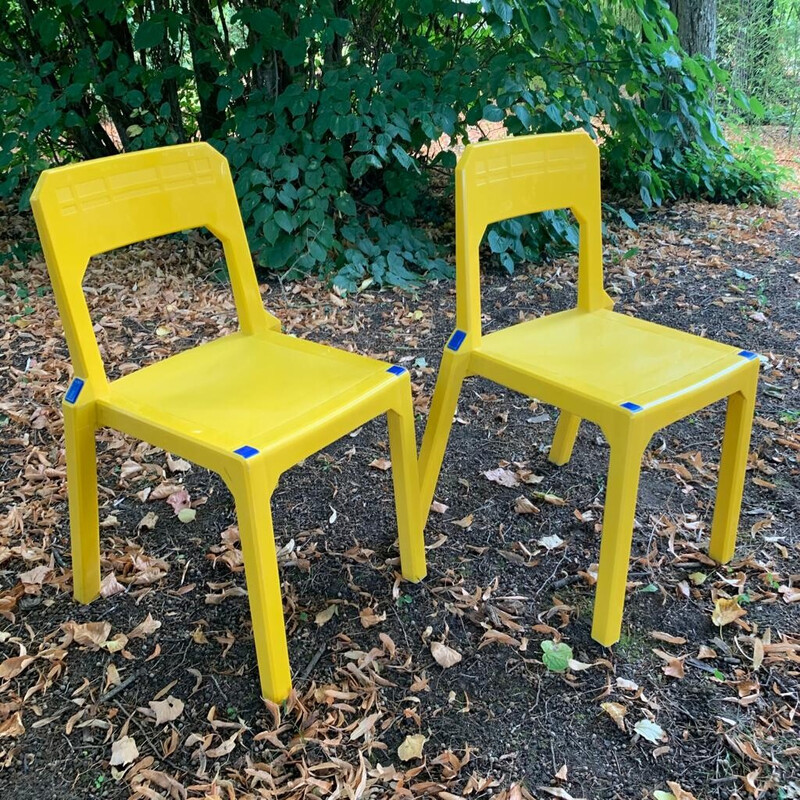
447,329 -> 467,351
738,350 -> 758,360
234,445 -> 259,459
64,378 -> 85,404
387,365 -> 406,376
621,401 -> 643,412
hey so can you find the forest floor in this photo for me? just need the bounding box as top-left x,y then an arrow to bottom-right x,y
0,128 -> 798,800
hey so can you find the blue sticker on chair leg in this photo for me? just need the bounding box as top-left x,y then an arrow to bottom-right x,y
64,378 -> 85,404
738,350 -> 758,360
447,330 -> 466,351
387,365 -> 406,376
620,401 -> 643,412
234,445 -> 259,459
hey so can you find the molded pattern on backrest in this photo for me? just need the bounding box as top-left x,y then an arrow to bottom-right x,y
458,129 -> 600,231
31,143 -> 269,388
454,130 -> 611,337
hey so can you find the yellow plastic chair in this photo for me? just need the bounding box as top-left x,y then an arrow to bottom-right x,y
419,130 -> 759,647
31,143 -> 426,702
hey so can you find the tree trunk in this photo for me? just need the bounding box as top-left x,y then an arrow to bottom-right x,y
184,0 -> 226,139
669,0 -> 717,59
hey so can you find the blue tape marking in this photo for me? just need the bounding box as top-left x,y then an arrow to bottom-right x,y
234,445 -> 259,459
387,365 -> 406,376
738,350 -> 758,360
64,378 -> 85,404
447,329 -> 467,351
621,401 -> 644,413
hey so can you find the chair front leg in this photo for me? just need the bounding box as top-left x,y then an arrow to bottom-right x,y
709,375 -> 758,564
592,427 -> 649,647
387,398 -> 427,583
227,459 -> 292,703
64,400 -> 101,604
418,346 -> 470,528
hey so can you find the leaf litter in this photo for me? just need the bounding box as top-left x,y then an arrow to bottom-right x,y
1,139 -> 800,797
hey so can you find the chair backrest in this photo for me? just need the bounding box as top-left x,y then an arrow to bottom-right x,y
455,129 -> 613,341
31,143 -> 275,390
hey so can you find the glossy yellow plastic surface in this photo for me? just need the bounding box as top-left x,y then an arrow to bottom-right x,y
31,143 -> 426,701
419,130 -> 759,646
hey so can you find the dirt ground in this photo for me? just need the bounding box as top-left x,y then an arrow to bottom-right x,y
0,130 -> 798,800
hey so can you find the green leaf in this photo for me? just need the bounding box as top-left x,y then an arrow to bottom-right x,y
663,48 -> 682,70
618,209 -> 637,230
351,154 -> 382,180
335,193 -> 357,217
491,0 -> 513,23
283,37 -> 307,68
544,103 -> 563,126
247,8 -> 282,36
482,104 -> 505,122
134,19 -> 166,50
540,640 -> 572,673
274,210 -> 295,233
748,96 -> 766,117
97,41 -> 114,61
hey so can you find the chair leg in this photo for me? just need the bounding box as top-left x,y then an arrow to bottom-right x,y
387,402 -> 427,582
63,403 -> 100,604
549,411 -> 582,466
418,348 -> 469,527
228,462 -> 292,703
709,382 -> 757,564
592,428 -> 648,647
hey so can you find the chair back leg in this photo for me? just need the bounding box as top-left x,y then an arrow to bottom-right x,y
549,411 -> 582,466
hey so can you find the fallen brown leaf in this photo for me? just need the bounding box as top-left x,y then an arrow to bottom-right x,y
649,631 -> 687,645
315,604 -> 338,626
128,613 -> 162,639
513,496 -> 539,514
431,641 -> 462,668
149,695 -> 184,725
0,712 -> 25,739
601,702 -> 627,731
398,733 -> 427,761
62,620 -> 111,649
110,735 -> 139,766
666,782 -> 698,800
482,467 -> 519,487
359,607 -> 386,628
712,597 -> 747,627
0,654 -> 35,680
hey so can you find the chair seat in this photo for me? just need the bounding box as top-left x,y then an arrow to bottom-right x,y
475,308 -> 749,412
98,330 -> 396,453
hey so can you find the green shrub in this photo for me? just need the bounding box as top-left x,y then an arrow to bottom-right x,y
675,137 -> 790,206
0,0 -> 788,287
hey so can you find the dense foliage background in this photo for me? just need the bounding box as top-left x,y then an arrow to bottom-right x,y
718,0 -> 800,127
0,0 -> 789,290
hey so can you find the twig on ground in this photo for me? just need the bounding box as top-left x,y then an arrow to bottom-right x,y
99,671 -> 140,704
299,641 -> 328,683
